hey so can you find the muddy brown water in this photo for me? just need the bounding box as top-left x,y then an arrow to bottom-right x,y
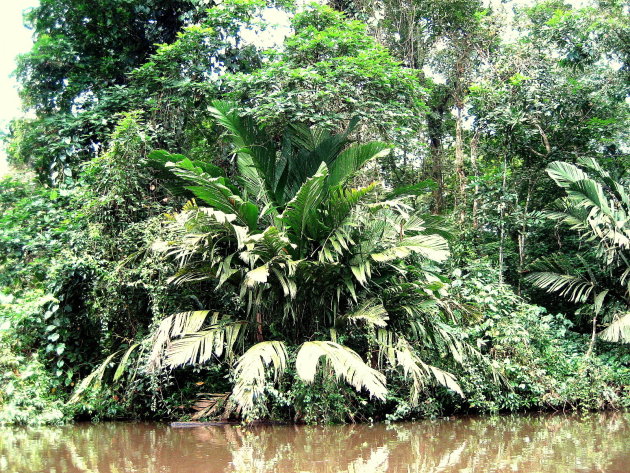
1,412 -> 628,472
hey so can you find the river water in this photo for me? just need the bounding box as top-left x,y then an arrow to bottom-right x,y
1,412 -> 628,472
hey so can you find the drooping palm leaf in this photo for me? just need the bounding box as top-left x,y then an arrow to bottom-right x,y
393,338 -> 463,404
526,253 -> 597,303
161,154 -> 260,230
525,271 -> 595,303
295,341 -> 387,400
113,342 -> 142,382
599,312 -> 630,343
344,299 -> 389,327
69,351 -> 121,403
165,319 -> 245,367
147,310 -> 212,371
375,329 -> 464,403
231,341 -> 288,414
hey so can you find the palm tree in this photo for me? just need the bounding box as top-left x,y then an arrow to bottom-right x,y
74,102 -> 481,418
526,158 -> 630,354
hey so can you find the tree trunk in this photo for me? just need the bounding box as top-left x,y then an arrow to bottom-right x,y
427,92 -> 450,214
498,155 -> 508,285
256,312 -> 264,342
455,105 -> 467,222
470,132 -> 480,228
517,179 -> 533,296
586,314 -> 598,357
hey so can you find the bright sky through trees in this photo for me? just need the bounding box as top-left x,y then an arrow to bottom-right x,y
0,1 -> 37,175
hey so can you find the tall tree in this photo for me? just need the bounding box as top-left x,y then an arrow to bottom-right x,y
16,0 -> 208,114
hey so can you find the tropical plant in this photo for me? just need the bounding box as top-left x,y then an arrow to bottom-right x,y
130,100 -> 484,418
526,158 -> 630,353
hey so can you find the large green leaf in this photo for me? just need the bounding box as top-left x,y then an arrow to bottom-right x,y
546,161 -> 589,188
280,163 -> 329,248
328,142 -> 391,187
209,100 -> 278,200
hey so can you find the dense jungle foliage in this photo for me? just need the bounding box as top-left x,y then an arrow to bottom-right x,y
0,0 -> 629,425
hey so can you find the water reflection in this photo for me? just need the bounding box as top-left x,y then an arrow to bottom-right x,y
1,412 -> 628,473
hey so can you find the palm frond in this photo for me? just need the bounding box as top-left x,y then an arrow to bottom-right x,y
567,179 -> 612,217
147,310 -> 212,371
295,341 -> 387,400
376,330 -> 463,404
209,100 -> 277,199
244,263 -> 270,287
280,162 -> 328,247
547,161 -> 589,188
231,341 -> 288,414
344,299 -> 389,327
328,142 -> 391,187
165,319 -> 246,368
113,342 -> 142,382
166,166 -> 259,230
546,160 -> 630,256
599,312 -> 630,343
396,339 -> 463,403
371,234 -> 450,263
69,351 -> 121,403
525,271 -> 595,303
